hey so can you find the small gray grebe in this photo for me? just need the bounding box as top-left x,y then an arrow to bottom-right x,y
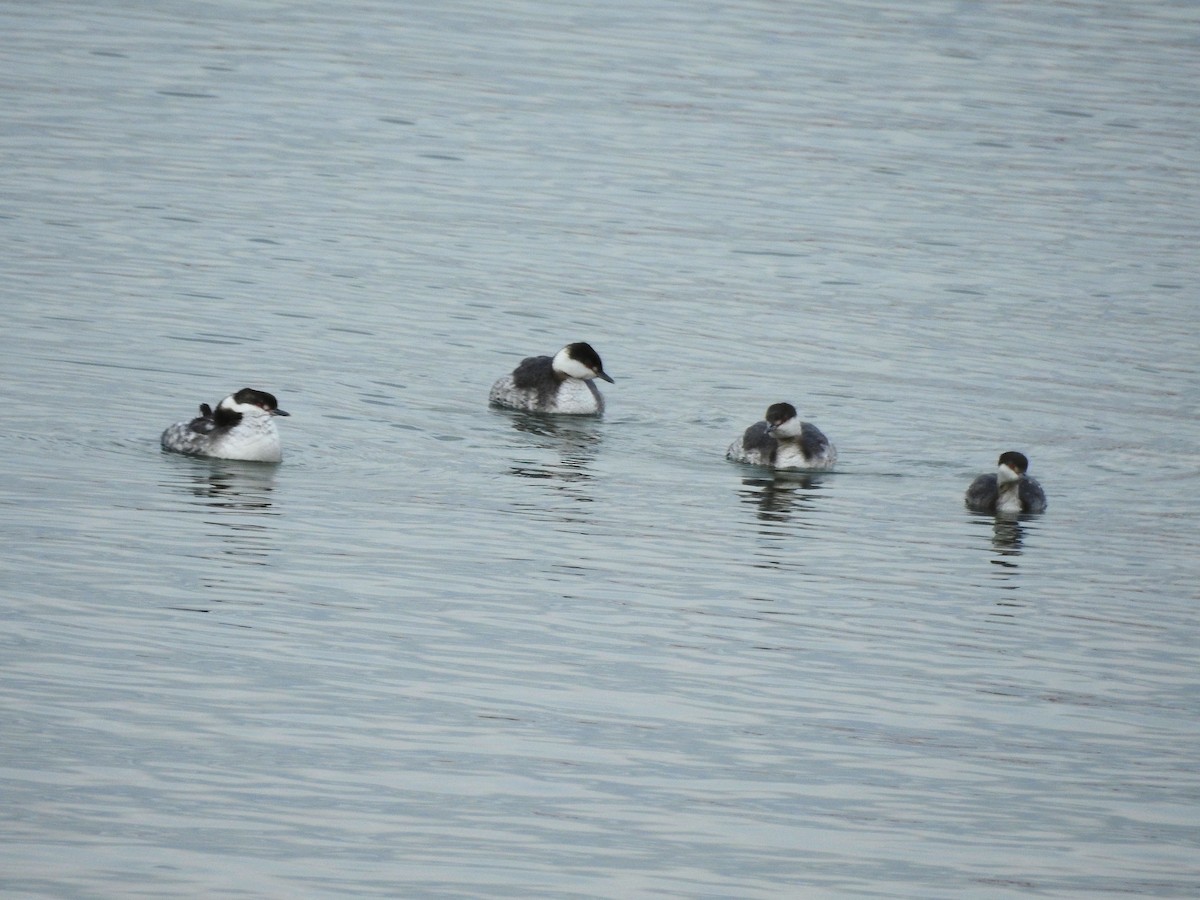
489,342 -> 614,415
726,402 -> 837,471
965,451 -> 1046,514
161,388 -> 289,462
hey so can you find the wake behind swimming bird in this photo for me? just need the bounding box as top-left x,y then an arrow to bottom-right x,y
489,342 -> 614,415
161,387 -> 290,462
965,450 -> 1047,514
726,402 -> 837,471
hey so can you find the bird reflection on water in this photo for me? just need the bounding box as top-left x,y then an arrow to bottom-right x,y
174,461 -> 279,513
965,510 -> 1042,622
501,411 -> 603,486
498,412 -> 605,534
738,473 -> 830,573
967,509 -> 1034,567
988,516 -> 1027,560
161,460 -> 284,607
739,472 -> 827,524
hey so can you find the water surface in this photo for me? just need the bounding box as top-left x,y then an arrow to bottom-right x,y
2,1 -> 1199,897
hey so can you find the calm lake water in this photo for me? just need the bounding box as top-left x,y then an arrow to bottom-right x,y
3,1 -> 1199,896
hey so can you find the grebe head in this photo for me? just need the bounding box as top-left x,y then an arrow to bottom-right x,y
996,450 -> 1029,485
215,388 -> 290,425
764,402 -> 801,438
551,343 -> 614,383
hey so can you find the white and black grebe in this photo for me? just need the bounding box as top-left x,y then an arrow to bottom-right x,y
726,402 -> 837,471
965,450 -> 1046,514
161,388 -> 290,462
489,342 -> 614,415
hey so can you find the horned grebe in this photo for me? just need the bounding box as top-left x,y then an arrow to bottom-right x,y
161,388 -> 289,462
726,402 -> 837,471
965,451 -> 1046,514
489,342 -> 614,415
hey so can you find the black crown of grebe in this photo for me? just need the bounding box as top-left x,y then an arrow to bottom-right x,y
965,450 -> 1047,514
489,341 -> 614,415
726,401 -> 837,471
161,387 -> 290,462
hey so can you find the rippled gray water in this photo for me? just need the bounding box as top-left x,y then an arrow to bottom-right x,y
3,1 -> 1199,897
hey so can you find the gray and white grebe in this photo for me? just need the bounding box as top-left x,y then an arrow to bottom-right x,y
965,451 -> 1047,514
726,402 -> 837,471
161,388 -> 289,462
489,342 -> 614,415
